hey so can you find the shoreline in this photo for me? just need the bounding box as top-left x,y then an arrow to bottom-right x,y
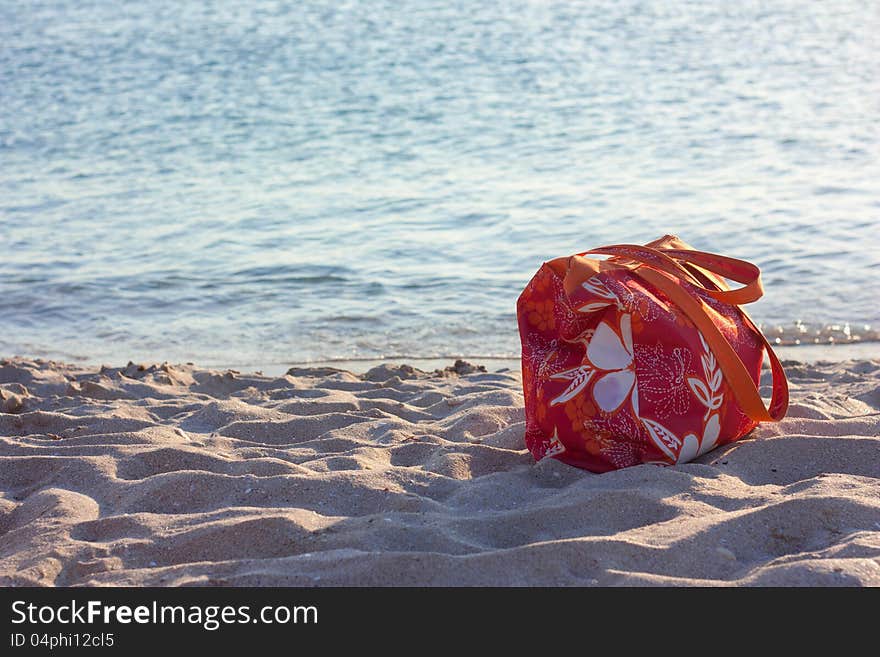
233,341 -> 880,377
4,340 -> 877,379
1,356 -> 878,586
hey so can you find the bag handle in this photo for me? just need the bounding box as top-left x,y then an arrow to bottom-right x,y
582,244 -> 765,305
633,266 -> 788,422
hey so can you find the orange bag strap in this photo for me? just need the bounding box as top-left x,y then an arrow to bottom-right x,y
582,244 -> 764,305
632,266 -> 788,422
741,309 -> 790,421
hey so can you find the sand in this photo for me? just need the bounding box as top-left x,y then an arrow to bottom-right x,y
0,356 -> 877,587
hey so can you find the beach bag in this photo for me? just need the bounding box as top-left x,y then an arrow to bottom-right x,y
517,235 -> 788,473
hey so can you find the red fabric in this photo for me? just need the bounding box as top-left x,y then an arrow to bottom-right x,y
517,254 -> 775,473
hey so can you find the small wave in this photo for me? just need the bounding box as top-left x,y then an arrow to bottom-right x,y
759,321 -> 879,347
282,354 -> 521,366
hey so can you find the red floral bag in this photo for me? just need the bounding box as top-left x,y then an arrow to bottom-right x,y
517,235 -> 788,472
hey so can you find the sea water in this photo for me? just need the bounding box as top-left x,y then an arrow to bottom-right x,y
1,0 -> 878,368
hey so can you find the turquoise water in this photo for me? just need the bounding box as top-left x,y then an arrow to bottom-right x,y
1,0 -> 878,367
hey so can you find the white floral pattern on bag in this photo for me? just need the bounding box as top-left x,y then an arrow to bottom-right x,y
537,261 -> 739,467
585,411 -> 647,469
688,333 -> 724,421
637,333 -> 726,463
551,312 -> 640,417
577,276 -> 619,313
634,343 -> 693,419
678,333 -> 725,462
558,295 -> 727,465
578,274 -> 668,326
604,276 -> 666,325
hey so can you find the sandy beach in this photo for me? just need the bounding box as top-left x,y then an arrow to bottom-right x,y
0,356 -> 877,586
